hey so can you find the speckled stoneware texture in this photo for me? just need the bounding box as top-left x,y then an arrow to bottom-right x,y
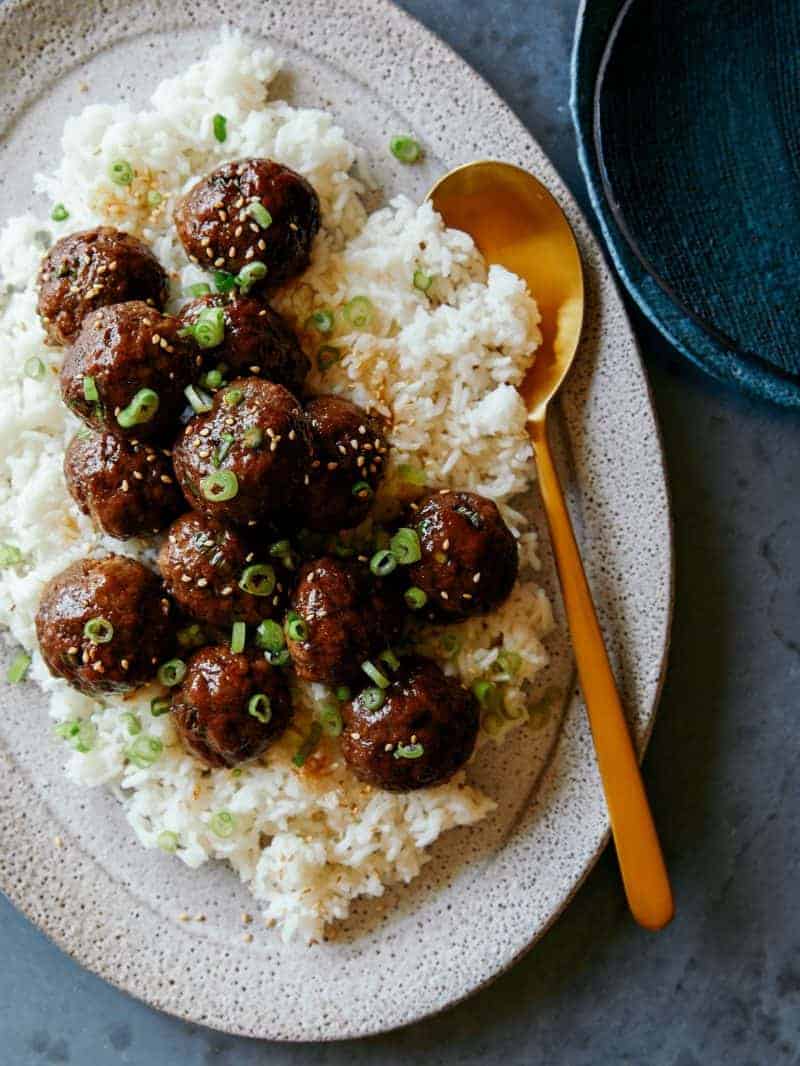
0,0 -> 673,1041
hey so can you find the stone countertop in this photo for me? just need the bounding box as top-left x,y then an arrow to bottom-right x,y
2,1 -> 798,1063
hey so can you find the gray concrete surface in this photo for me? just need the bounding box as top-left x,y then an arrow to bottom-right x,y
2,1 -> 798,1063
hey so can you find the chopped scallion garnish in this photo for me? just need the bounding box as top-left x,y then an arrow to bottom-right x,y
398,463 -> 426,486
186,282 -> 212,298
335,685 -> 351,703
157,658 -> 186,687
150,696 -> 171,717
222,387 -> 243,407
51,203 -> 69,222
24,356 -> 46,380
235,261 -> 267,295
212,113 -> 228,143
413,269 -> 434,292
247,693 -> 272,723
255,619 -> 284,653
184,384 -> 214,414
209,810 -> 236,837
360,686 -> 385,712
117,388 -> 159,428
369,548 -> 397,577
342,295 -> 373,329
404,586 -> 427,610
318,700 -> 343,737
389,528 -> 421,565
285,613 -> 309,642
83,616 -> 114,644
361,659 -> 390,689
351,480 -> 373,500
157,830 -> 179,852
7,650 -> 30,684
109,159 -> 134,186
83,375 -> 99,403
239,564 -> 276,597
317,345 -> 342,371
121,711 -> 141,736
200,469 -> 239,502
243,426 -> 263,449
394,741 -> 424,759
292,721 -> 323,768
245,202 -> 272,228
126,734 -> 163,768
230,621 -> 246,654
0,543 -> 23,568
192,306 -> 225,349
390,135 -> 422,164
305,308 -> 334,334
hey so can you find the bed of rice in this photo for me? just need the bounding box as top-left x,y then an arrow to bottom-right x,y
0,32 -> 554,943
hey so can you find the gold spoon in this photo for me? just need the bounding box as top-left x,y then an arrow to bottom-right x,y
428,160 -> 674,931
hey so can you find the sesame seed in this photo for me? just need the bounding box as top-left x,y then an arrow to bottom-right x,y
338,444 -> 347,455
327,461 -> 338,471
442,539 -> 450,550
218,209 -> 228,221
303,474 -> 309,485
243,932 -> 253,944
249,223 -> 259,233
205,247 -> 214,258
473,572 -> 481,583
235,226 -> 243,237
410,734 -> 418,743
228,246 -> 236,258
178,913 -> 190,922
151,334 -> 161,344
160,474 -> 173,484
241,912 -> 252,925
67,646 -> 78,655
288,430 -> 296,441
132,470 -> 144,480
462,593 -> 473,600
249,365 -> 261,374
245,247 -> 254,259
92,661 -> 104,673
181,574 -> 191,583
441,591 -> 449,600
214,257 -> 225,267
257,239 -> 266,251
121,658 -> 130,670
121,479 -> 129,492
53,835 -> 63,848
197,578 -> 208,588
201,237 -> 211,247
220,586 -> 233,596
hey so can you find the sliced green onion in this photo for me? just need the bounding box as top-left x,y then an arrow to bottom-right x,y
362,659 -> 390,689
150,696 -> 171,717
243,426 -> 263,449
126,734 -> 163,768
214,269 -> 237,294
0,544 -> 23,569
157,830 -> 179,852
342,295 -> 373,329
193,307 -> 225,349
51,203 -> 69,222
200,469 -> 239,502
360,686 -> 385,712
390,527 -> 421,565
352,481 -> 374,502
54,720 -> 80,740
482,710 -> 504,736
370,549 -> 397,577
335,685 -> 351,703
202,368 -> 224,390
222,387 -> 243,407
245,202 -> 272,228
235,261 -> 267,295
83,616 -> 114,644
265,647 -> 291,667
305,308 -> 334,334
212,113 -> 227,143
239,564 -> 276,597
71,719 -> 96,753
495,649 -> 522,677
318,700 -> 343,737
184,384 -> 214,414
230,621 -> 246,654
7,650 -> 30,683
24,356 -> 46,380
187,282 -> 212,298
157,658 -> 186,687
390,136 -> 422,164
121,711 -> 141,736
109,159 -> 134,185
404,586 -> 427,610
292,721 -> 323,767
209,810 -> 236,837
378,648 -> 400,672
117,388 -> 159,428
394,741 -> 424,759
286,614 -> 309,642
83,375 -> 99,403
472,679 -> 499,709
255,619 -> 285,652
213,433 -> 234,467
248,693 -> 272,723
398,463 -> 426,486
268,539 -> 291,558
440,632 -> 461,658
317,345 -> 342,371
413,269 -> 434,292
146,190 -> 163,207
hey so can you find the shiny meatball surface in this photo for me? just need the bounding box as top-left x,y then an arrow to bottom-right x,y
172,645 -> 291,768
407,490 -> 518,620
35,555 -> 172,695
172,377 -> 311,527
341,656 -> 479,791
60,301 -> 199,440
174,159 -> 320,287
287,556 -> 401,684
37,227 -> 168,347
300,395 -> 389,532
158,512 -> 289,626
177,294 -> 309,393
64,429 -> 182,539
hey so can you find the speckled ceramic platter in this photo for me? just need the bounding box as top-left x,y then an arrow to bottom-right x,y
0,0 -> 672,1041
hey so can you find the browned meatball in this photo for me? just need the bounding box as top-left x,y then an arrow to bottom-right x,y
64,429 -> 183,539
158,512 -> 290,627
172,645 -> 291,768
36,227 -> 169,347
35,555 -> 173,695
286,556 -> 401,685
177,294 -> 309,393
299,395 -> 389,532
406,491 -> 518,620
172,377 -> 311,527
60,301 -> 199,441
174,159 -> 320,288
340,656 -> 479,791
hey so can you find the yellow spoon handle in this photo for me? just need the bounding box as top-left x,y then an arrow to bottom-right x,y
529,415 -> 674,931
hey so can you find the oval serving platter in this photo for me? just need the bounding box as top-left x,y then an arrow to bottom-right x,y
0,0 -> 672,1041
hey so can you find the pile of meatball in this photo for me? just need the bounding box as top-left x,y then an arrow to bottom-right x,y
33,157 -> 519,793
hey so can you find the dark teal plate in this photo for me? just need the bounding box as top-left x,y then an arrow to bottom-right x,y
571,0 -> 800,408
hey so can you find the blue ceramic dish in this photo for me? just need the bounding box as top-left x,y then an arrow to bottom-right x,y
571,0 -> 800,408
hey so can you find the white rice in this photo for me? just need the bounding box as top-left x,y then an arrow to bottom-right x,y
0,31 -> 554,943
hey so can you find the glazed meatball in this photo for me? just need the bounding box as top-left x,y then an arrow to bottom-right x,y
406,490 -> 518,620
287,556 -> 401,685
35,555 -> 173,695
60,301 -> 199,441
177,294 -> 309,393
172,645 -> 292,768
172,377 -> 311,527
174,159 -> 320,288
300,395 -> 389,532
158,512 -> 290,627
64,429 -> 183,539
341,656 -> 479,791
37,227 -> 168,347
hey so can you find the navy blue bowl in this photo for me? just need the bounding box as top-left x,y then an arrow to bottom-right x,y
571,0 -> 800,408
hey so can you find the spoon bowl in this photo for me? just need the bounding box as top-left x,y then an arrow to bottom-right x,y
429,160 -> 674,931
